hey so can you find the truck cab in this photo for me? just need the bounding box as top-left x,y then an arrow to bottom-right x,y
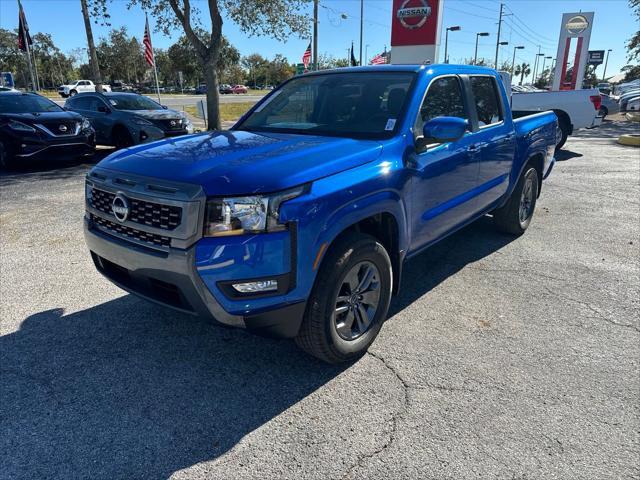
84,65 -> 557,363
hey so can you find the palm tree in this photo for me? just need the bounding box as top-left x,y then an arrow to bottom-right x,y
80,0 -> 103,92
514,62 -> 531,86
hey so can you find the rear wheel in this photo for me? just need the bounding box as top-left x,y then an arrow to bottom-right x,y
295,232 -> 392,364
555,117 -> 570,150
494,165 -> 539,235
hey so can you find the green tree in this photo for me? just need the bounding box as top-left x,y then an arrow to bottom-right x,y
242,53 -> 268,87
129,0 -> 309,130
31,33 -> 76,89
514,62 -> 531,85
97,27 -> 147,83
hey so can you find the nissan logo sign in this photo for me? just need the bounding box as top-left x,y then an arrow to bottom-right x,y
112,193 -> 130,222
566,15 -> 589,35
396,0 -> 431,30
169,120 -> 176,127
58,124 -> 68,132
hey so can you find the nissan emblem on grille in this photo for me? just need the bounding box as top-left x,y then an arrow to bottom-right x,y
112,194 -> 130,222
170,120 -> 176,127
58,124 -> 68,132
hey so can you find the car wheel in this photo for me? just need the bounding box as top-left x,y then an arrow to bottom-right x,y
113,127 -> 133,149
295,232 -> 392,364
599,106 -> 608,120
0,141 -> 12,169
69,90 -> 78,97
555,118 -> 570,150
493,165 -> 539,235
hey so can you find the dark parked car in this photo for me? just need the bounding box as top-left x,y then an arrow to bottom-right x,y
219,84 -> 233,94
65,92 -> 193,148
195,84 -> 207,95
0,91 -> 95,168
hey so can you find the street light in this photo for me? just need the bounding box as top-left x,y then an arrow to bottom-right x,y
444,26 -> 461,64
511,45 -> 525,76
602,49 -> 613,82
532,52 -> 544,82
539,55 -> 552,85
474,32 -> 490,65
495,41 -> 508,68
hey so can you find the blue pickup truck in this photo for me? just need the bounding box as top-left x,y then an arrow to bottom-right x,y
84,65 -> 556,363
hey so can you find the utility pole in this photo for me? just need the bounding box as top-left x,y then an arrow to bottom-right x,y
494,3 -> 503,69
313,0 -> 318,71
80,0 -> 103,92
359,0 -> 364,66
602,49 -> 612,82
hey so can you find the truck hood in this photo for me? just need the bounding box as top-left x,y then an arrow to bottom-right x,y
128,109 -> 183,120
97,130 -> 384,196
1,111 -> 83,122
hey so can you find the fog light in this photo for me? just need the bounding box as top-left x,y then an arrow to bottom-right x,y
232,280 -> 278,293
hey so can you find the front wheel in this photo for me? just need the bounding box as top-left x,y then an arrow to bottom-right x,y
493,165 -> 539,235
69,89 -> 78,97
295,232 -> 392,364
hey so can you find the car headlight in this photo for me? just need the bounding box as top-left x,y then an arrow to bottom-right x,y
81,118 -> 91,130
132,117 -> 154,126
8,120 -> 36,133
203,185 -> 307,237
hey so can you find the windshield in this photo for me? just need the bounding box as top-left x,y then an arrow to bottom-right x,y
0,94 -> 63,113
107,94 -> 162,111
237,72 -> 415,138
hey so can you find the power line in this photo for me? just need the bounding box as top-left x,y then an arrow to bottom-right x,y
504,4 -> 557,44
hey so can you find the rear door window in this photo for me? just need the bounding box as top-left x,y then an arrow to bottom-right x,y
469,76 -> 504,127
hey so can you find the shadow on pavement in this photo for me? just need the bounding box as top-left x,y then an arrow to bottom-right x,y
0,297 -> 346,479
555,149 -> 583,162
390,216 -> 516,317
0,148 -> 114,187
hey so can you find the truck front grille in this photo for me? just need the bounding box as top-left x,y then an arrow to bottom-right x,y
91,214 -> 171,248
91,187 -> 182,231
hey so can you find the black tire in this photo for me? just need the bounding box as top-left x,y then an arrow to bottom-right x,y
69,89 -> 78,97
295,232 -> 393,364
113,127 -> 133,149
555,117 -> 570,150
0,141 -> 12,169
493,165 -> 540,236
599,106 -> 608,120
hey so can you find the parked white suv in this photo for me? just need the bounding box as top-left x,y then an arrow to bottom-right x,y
58,80 -> 111,98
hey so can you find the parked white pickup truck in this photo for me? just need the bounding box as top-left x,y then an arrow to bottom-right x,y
58,80 -> 111,98
499,73 -> 602,149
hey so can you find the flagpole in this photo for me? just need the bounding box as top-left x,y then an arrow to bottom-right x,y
18,0 -> 36,91
31,48 -> 40,90
152,59 -> 161,104
145,14 -> 161,104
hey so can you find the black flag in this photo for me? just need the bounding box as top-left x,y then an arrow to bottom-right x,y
350,42 -> 357,67
17,0 -> 32,52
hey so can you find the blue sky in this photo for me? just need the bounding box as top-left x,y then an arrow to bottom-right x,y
0,0 -> 636,81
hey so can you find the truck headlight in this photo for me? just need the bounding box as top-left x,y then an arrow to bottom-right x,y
203,185 -> 307,237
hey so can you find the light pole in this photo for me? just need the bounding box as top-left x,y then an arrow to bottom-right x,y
444,26 -> 461,64
474,32 -> 490,65
532,52 -> 544,83
496,41 -> 508,68
365,44 -> 370,66
540,56 -> 552,80
511,45 -> 524,75
602,49 -> 612,82
359,0 -> 364,65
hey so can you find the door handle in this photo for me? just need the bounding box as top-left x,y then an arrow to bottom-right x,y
467,143 -> 483,152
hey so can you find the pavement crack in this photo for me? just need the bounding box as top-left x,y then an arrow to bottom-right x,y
543,286 -> 639,332
339,350 -> 409,480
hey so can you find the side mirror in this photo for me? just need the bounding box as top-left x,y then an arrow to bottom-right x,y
97,105 -> 111,113
162,105 -> 168,109
421,116 -> 468,144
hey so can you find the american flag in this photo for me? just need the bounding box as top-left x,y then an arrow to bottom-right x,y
369,50 -> 388,65
143,16 -> 154,66
302,43 -> 312,68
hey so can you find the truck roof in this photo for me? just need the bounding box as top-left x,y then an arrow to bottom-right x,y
304,63 -> 499,76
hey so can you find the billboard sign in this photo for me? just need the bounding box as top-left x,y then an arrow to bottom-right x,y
390,0 -> 443,64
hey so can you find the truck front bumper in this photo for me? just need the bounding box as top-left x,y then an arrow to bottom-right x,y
84,219 -> 306,338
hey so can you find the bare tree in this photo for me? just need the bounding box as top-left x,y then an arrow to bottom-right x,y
130,0 -> 309,130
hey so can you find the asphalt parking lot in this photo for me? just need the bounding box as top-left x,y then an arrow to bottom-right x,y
0,120 -> 638,479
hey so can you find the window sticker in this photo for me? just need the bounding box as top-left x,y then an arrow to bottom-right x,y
385,118 -> 396,131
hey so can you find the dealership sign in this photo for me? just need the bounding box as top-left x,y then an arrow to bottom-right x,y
565,15 -> 590,35
390,0 -> 443,64
396,0 -> 431,29
587,50 -> 605,66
